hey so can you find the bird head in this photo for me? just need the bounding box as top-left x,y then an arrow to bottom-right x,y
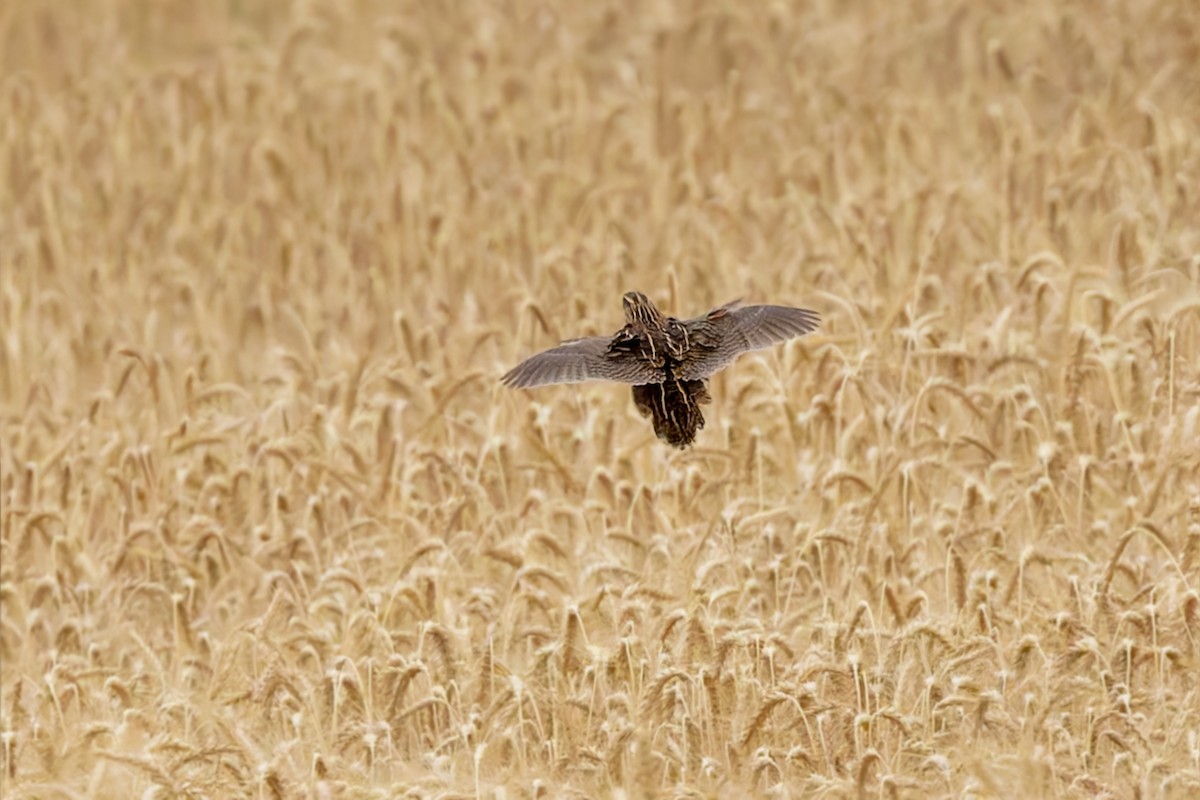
621,291 -> 666,329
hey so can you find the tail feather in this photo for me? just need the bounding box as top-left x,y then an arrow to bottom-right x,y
631,379 -> 709,448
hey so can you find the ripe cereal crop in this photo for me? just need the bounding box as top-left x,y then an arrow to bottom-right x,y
2,1 -> 1199,797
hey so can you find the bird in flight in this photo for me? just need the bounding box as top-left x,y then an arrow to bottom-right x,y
502,292 -> 820,448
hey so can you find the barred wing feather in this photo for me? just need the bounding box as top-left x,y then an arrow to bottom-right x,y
678,305 -> 820,380
501,336 -> 663,388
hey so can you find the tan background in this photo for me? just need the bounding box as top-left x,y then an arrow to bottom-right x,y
2,0 -> 1199,797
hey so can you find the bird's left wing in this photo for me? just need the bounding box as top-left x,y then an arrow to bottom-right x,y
502,336 -> 664,388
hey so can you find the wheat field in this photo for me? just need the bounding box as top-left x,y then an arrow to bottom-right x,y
2,0 -> 1199,797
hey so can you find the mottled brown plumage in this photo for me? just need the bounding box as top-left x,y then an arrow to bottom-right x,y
502,292 -> 820,448
631,379 -> 711,447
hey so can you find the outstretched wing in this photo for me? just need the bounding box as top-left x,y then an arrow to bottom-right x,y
677,304 -> 820,380
502,336 -> 664,388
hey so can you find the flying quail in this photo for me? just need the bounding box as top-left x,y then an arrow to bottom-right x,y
502,292 -> 820,448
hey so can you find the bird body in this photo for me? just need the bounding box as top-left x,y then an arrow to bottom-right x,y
631,378 -> 711,447
502,292 -> 820,448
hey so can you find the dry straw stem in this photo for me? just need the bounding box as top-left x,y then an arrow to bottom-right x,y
3,0 -> 1200,797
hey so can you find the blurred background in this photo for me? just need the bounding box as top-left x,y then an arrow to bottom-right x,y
2,1 -> 1199,797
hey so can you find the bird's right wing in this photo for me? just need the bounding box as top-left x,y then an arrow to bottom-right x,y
677,304 -> 821,379
501,336 -> 664,388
